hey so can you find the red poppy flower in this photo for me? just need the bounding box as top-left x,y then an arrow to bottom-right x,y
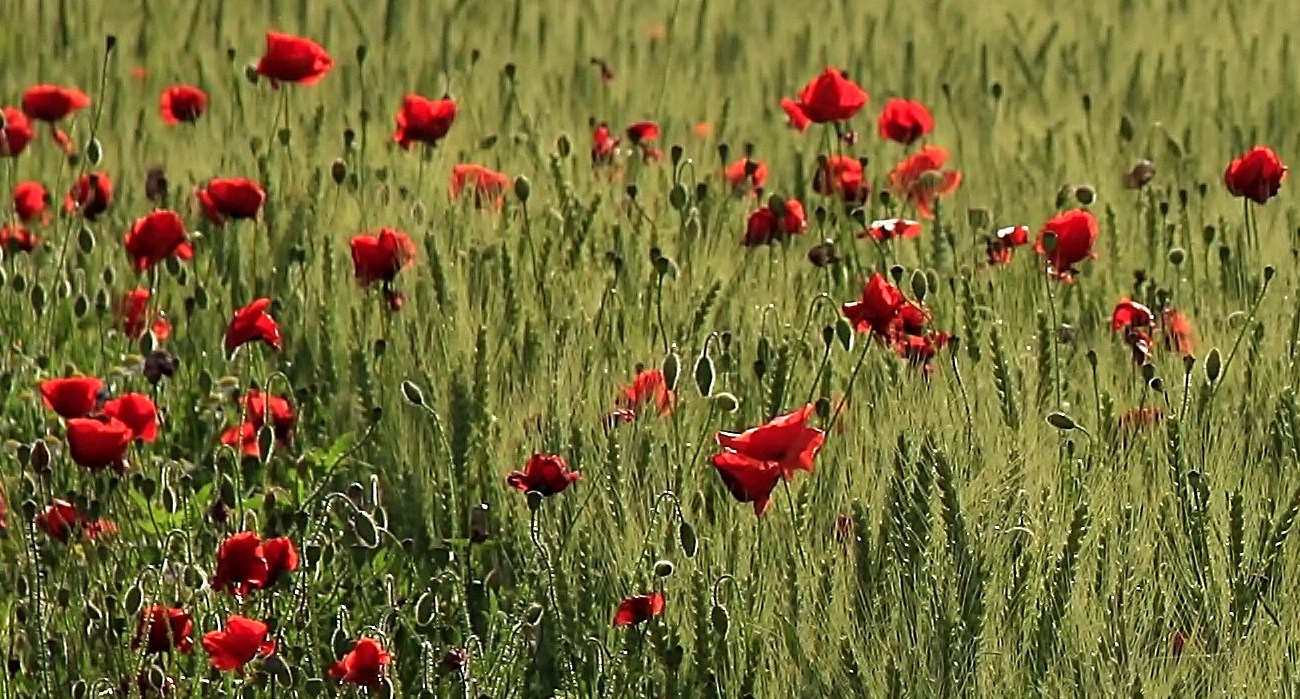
1110,298 -> 1153,332
224,298 -> 283,353
64,171 -> 113,221
0,225 -> 39,253
626,121 -> 660,145
723,158 -> 768,195
1224,146 -> 1287,204
711,453 -> 783,515
744,199 -> 808,247
613,592 -> 665,627
201,615 -> 277,671
13,181 -> 48,223
159,85 -> 208,124
1033,209 -> 1099,282
859,218 -> 922,241
813,155 -> 869,205
784,68 -> 869,124
103,393 -> 159,442
779,98 -> 812,132
898,331 -> 951,371
1163,308 -> 1195,355
616,369 -> 674,417
985,225 -> 1030,266
841,272 -> 907,336
506,453 -> 580,496
0,107 -> 34,157
350,228 -> 417,286
21,85 -> 91,122
1119,406 -> 1166,433
220,422 -> 261,458
715,404 -> 825,482
888,145 -> 961,218
124,210 -> 192,272
132,606 -> 194,654
220,389 -> 296,457
211,531 -> 270,596
450,163 -> 510,210
66,415 -> 134,472
197,178 -> 266,226
263,536 -> 299,586
40,376 -> 104,418
592,122 -> 620,163
876,98 -> 934,145
327,637 -> 392,688
255,31 -> 334,85
393,94 -> 457,149
34,499 -> 116,542
119,288 -> 171,341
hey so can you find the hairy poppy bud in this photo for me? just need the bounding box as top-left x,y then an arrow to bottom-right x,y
85,138 -> 102,167
692,349 -> 714,397
330,159 -> 347,185
1167,247 -> 1186,266
1046,411 -> 1077,430
513,175 -> 531,204
523,603 -> 544,626
662,347 -> 681,392
834,316 -> 854,352
1204,347 -> 1222,383
654,559 -> 675,578
711,392 -> 740,412
1074,184 -> 1096,206
401,380 -> 426,406
669,184 -> 687,211
679,521 -> 697,557
1148,376 -> 1165,393
910,269 -> 928,303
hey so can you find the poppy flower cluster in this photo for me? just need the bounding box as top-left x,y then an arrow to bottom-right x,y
450,163 -> 510,210
210,530 -> 299,597
887,145 -> 962,218
744,198 -> 808,246
65,172 -> 113,221
710,404 -> 826,515
40,377 -> 157,471
723,157 -> 768,195
841,273 -> 950,371
34,499 -> 117,542
591,120 -> 662,164
220,389 -> 297,458
1110,298 -> 1195,364
224,298 -> 283,354
814,155 -> 869,206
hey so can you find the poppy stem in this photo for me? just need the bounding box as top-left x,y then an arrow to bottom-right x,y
1041,259 -> 1063,410
830,338 -> 872,431
1211,267 -> 1274,402
781,479 -> 807,566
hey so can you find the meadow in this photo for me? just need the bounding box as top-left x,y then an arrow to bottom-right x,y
2,0 -> 1300,696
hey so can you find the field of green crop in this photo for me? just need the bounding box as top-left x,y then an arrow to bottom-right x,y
3,0 -> 1300,696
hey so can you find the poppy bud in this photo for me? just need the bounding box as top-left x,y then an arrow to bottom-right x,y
73,294 -> 89,318
711,392 -> 740,413
1182,353 -> 1196,373
888,265 -> 905,285
678,520 -> 697,557
662,347 -> 681,392
77,226 -> 95,254
29,441 -> 51,474
1074,185 -> 1096,206
1046,411 -> 1077,430
693,349 -> 714,397
695,182 -> 710,202
30,283 -> 46,316
669,184 -> 687,211
351,510 -> 381,548
910,269 -> 929,303
625,184 -> 638,200
821,325 -> 835,348
654,255 -> 679,279
654,559 -> 675,578
523,603 -> 545,626
670,144 -> 683,167
834,316 -> 854,352
277,128 -> 292,147
1265,265 -> 1277,283
717,143 -> 730,163
354,43 -> 368,65
1140,362 -> 1157,383
556,134 -> 572,158
244,63 -> 260,84
1204,347 -> 1222,383
85,138 -> 102,167
1167,247 -> 1186,266
711,604 -> 729,639
401,380 -> 426,406
369,406 -> 384,423
262,652 -> 294,684
1149,376 -> 1165,393
331,159 -> 347,185
526,490 -> 544,513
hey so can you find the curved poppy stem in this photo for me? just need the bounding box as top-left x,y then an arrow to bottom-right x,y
1211,266 -> 1274,401
830,338 -> 873,431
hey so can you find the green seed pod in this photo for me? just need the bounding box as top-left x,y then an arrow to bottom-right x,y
693,349 -> 715,397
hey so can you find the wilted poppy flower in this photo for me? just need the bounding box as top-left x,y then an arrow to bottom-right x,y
715,404 -> 825,481
860,218 -> 921,241
40,376 -> 104,418
119,288 -> 171,341
21,85 -> 91,122
13,181 -> 48,223
1110,298 -> 1153,332
202,615 -> 277,671
1163,309 -> 1195,355
1224,146 -> 1286,204
616,368 -> 674,417
211,531 -> 270,596
0,225 -> 39,253
877,98 -> 934,145
350,228 -> 417,286
1034,209 -> 1099,282
65,172 -> 113,221
985,225 -> 1030,266
592,122 -> 620,164
132,606 -> 194,654
1124,159 -> 1156,189
1,107 -> 35,157
224,298 -> 283,353
104,393 -> 159,442
66,415 -> 134,472
813,156 -> 869,205
34,499 -> 116,542
450,163 -> 510,210
888,146 -> 961,218
711,453 -> 783,515
780,98 -> 812,132
723,158 -> 768,195
394,94 -> 457,149
744,199 -> 807,246
506,453 -> 580,496
197,178 -> 265,225
255,31 -> 334,85
841,272 -> 907,336
159,85 -> 208,124
327,637 -> 392,688
613,592 -> 665,627
124,210 -> 192,272
784,68 -> 869,124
